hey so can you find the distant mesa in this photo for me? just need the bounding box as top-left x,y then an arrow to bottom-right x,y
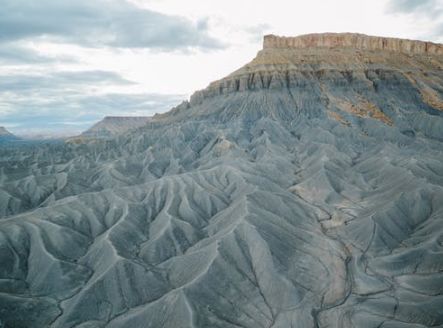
0,126 -> 20,143
82,116 -> 152,138
188,33 -> 443,121
68,116 -> 151,143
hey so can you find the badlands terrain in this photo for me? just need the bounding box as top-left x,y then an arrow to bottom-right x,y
0,33 -> 443,327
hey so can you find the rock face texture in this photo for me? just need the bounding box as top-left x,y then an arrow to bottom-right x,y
80,116 -> 152,138
0,33 -> 443,328
263,33 -> 443,55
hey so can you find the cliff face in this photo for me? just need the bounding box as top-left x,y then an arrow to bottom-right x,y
263,33 -> 443,55
188,33 -> 443,108
176,33 -> 443,140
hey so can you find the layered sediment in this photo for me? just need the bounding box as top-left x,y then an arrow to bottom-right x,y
263,33 -> 443,55
189,33 -> 443,108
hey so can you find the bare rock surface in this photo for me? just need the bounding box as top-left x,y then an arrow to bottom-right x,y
74,116 -> 152,140
0,33 -> 443,328
263,33 -> 443,55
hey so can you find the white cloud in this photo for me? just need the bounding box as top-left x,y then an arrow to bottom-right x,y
1,0 -> 442,135
0,0 -> 223,50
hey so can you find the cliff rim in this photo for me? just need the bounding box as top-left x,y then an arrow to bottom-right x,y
263,33 -> 443,55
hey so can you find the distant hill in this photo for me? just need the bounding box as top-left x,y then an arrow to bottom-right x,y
81,116 -> 151,138
0,126 -> 20,143
66,116 -> 152,143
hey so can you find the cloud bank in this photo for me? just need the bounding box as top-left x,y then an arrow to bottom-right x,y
1,0 -> 442,137
0,0 -> 223,50
386,0 -> 443,40
0,0 -> 218,136
0,70 -> 184,136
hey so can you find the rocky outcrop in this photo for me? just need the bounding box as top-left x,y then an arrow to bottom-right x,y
263,33 -> 443,55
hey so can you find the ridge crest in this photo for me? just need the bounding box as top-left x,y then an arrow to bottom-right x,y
263,33 -> 443,55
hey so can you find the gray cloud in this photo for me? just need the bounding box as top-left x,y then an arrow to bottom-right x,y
0,44 -> 53,64
0,91 -> 183,136
0,70 -> 134,92
386,0 -> 443,19
243,24 -> 272,42
386,0 -> 443,40
387,0 -> 436,13
0,0 -> 220,136
0,0 -> 223,50
0,70 -> 184,135
0,41 -> 79,65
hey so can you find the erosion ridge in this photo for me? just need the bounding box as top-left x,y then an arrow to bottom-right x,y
0,127 -> 15,137
67,116 -> 152,143
0,33 -> 442,328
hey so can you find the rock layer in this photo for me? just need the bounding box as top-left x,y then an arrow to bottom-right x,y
263,33 -> 443,55
0,34 -> 442,328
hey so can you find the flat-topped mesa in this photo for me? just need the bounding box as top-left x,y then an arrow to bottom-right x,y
263,33 -> 443,55
184,33 -> 443,108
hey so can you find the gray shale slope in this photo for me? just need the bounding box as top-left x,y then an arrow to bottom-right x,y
0,33 -> 443,328
79,116 -> 152,139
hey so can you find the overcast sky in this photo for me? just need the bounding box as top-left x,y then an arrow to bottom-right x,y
1,0 -> 442,136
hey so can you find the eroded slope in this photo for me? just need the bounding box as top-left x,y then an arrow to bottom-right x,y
0,33 -> 443,328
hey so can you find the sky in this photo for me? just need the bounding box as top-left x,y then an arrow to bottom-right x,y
0,0 -> 442,137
